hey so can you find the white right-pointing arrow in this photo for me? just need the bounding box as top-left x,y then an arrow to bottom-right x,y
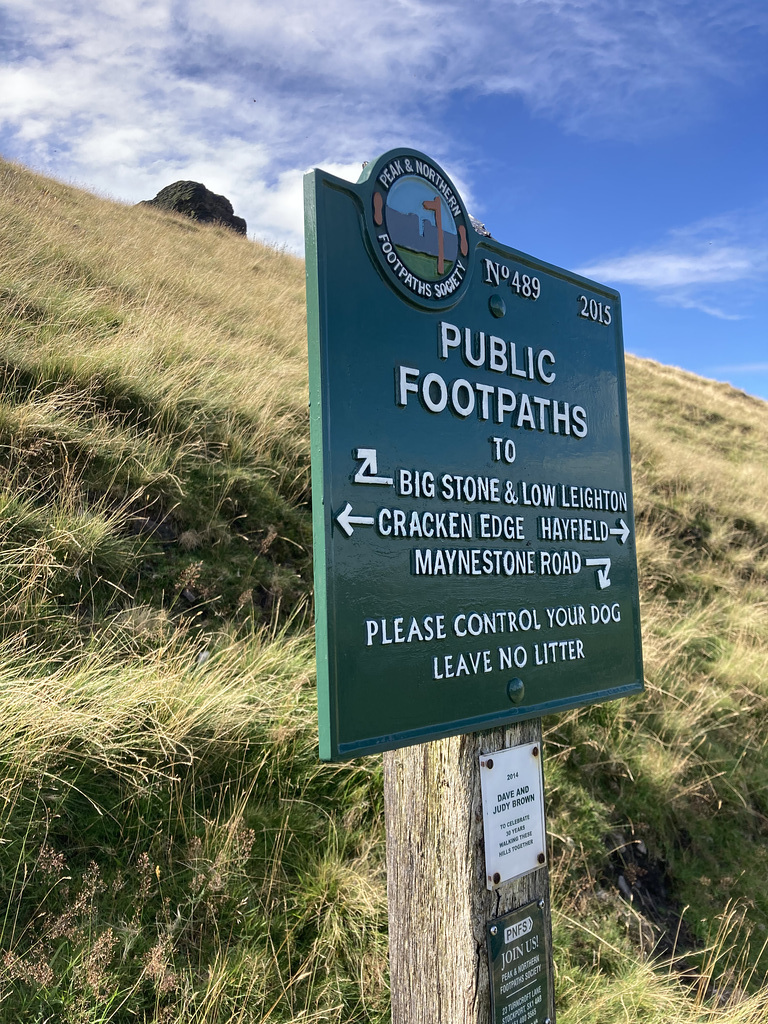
585,557 -> 612,589
335,502 -> 375,537
609,519 -> 630,544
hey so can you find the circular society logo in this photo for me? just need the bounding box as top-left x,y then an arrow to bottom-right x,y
361,149 -> 474,308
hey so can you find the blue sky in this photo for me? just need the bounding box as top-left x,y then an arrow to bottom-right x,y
1,0 -> 767,398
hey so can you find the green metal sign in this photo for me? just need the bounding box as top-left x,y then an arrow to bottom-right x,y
487,901 -> 551,1024
305,148 -> 643,762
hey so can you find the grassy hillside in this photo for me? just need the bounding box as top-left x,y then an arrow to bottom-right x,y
0,157 -> 767,1022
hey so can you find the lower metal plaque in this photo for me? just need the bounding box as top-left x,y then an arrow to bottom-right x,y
488,901 -> 550,1024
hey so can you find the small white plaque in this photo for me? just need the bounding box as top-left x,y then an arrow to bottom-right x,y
479,742 -> 547,889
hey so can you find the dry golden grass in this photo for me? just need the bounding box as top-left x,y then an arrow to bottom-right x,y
0,159 -> 310,491
546,355 -> 768,1018
2,156 -> 768,1020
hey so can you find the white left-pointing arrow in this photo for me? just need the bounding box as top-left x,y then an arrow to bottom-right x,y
335,502 -> 375,537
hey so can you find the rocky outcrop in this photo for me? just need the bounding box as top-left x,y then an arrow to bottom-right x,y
138,181 -> 246,234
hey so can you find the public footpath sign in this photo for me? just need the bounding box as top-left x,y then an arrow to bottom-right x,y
305,148 -> 643,762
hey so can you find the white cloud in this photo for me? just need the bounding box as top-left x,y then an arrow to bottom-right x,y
578,246 -> 763,289
576,207 -> 768,319
712,363 -> 768,373
1,0 -> 766,247
179,0 -> 768,134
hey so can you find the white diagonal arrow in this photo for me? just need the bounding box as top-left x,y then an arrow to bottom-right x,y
585,557 -> 612,589
335,502 -> 375,537
609,519 -> 630,544
353,448 -> 393,485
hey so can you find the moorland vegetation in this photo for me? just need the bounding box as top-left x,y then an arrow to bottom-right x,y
0,157 -> 767,1022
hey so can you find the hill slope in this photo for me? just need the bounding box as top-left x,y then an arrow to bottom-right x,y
0,158 -> 767,1022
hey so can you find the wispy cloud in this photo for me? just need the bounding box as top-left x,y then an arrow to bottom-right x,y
578,246 -> 763,289
577,207 -> 768,319
1,0 -> 766,247
711,363 -> 768,374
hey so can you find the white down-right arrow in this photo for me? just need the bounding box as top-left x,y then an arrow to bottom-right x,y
585,557 -> 612,589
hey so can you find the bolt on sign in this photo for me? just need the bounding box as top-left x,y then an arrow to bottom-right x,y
304,148 -> 643,762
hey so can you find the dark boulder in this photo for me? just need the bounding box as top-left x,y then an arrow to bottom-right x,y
138,181 -> 247,234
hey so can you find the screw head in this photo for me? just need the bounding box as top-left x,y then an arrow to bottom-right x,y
532,745 -> 539,757
485,758 -> 494,770
490,925 -> 498,935
488,293 -> 506,318
537,853 -> 546,865
544,1018 -> 553,1024
507,677 -> 525,703
492,872 -> 501,885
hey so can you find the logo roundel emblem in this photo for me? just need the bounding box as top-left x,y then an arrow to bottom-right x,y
360,149 -> 474,309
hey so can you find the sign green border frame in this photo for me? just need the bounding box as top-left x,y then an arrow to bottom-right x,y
306,149 -> 643,761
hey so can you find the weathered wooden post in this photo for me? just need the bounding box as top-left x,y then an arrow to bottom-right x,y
304,148 -> 642,1024
384,722 -> 553,1024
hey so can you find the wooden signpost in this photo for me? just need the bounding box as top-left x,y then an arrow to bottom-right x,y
384,723 -> 552,1023
304,148 -> 643,1023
